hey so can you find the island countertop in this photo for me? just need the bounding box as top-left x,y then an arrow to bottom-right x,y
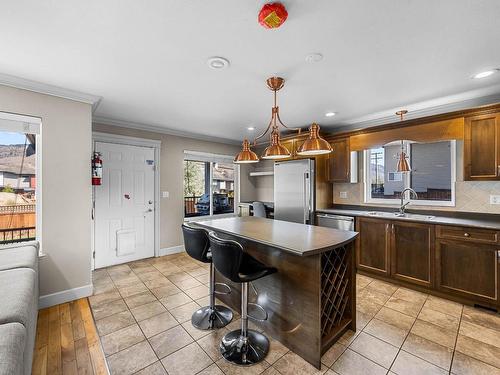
195,216 -> 358,256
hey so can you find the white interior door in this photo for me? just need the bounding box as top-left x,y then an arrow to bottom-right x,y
94,141 -> 155,268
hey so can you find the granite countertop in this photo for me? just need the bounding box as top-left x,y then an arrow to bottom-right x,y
195,216 -> 358,256
316,206 -> 500,231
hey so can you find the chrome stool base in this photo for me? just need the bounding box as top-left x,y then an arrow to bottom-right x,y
191,305 -> 233,330
220,329 -> 270,366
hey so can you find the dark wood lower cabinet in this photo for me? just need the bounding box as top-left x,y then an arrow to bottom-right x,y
356,218 -> 500,309
390,222 -> 434,287
356,218 -> 390,276
436,239 -> 499,303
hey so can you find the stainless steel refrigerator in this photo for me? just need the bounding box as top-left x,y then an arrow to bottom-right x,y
274,159 -> 315,224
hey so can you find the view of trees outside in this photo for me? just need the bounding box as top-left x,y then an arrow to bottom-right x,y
183,160 -> 235,217
183,160 -> 206,197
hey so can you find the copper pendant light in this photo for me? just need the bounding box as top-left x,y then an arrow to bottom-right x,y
395,110 -> 411,172
262,129 -> 291,159
234,139 -> 259,164
396,140 -> 411,172
296,123 -> 332,156
234,76 -> 301,163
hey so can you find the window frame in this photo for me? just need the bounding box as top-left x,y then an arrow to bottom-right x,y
363,140 -> 456,207
183,151 -> 239,221
0,111 -> 42,250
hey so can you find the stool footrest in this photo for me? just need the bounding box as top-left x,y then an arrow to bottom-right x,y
247,303 -> 268,322
214,282 -> 231,295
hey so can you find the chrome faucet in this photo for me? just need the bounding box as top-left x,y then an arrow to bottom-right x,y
398,188 -> 418,215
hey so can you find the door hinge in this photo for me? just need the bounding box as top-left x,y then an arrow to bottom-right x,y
93,251 -> 95,259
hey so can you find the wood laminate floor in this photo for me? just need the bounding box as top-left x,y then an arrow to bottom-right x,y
32,298 -> 109,375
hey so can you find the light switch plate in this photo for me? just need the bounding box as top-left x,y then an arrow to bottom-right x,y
490,195 -> 500,204
339,191 -> 348,199
162,191 -> 169,198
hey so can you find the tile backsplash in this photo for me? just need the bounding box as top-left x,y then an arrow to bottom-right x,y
333,181 -> 500,214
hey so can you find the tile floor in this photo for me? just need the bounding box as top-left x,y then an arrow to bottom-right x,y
90,252 -> 500,375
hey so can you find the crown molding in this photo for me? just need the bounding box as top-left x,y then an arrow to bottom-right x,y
335,83 -> 500,131
0,73 -> 102,112
92,116 -> 240,145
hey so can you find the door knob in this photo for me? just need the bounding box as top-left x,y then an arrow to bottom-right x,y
146,208 -> 153,213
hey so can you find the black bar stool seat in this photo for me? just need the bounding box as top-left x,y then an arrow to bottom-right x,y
209,232 -> 277,366
181,224 -> 233,330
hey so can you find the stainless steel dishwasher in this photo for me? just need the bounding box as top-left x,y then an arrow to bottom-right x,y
316,213 -> 355,231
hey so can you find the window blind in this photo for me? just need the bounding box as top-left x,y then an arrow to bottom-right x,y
184,150 -> 234,164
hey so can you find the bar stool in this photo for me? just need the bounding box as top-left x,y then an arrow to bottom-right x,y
208,231 -> 277,365
181,224 -> 233,330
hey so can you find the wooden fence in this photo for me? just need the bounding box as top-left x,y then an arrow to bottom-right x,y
0,205 -> 36,244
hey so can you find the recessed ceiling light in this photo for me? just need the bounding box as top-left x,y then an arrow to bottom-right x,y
247,126 -> 255,131
207,57 -> 230,70
472,69 -> 499,79
305,53 -> 323,63
325,112 -> 336,117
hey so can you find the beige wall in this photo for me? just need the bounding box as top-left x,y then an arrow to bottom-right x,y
93,123 -> 242,249
241,158 -> 274,203
239,164 -> 257,202
253,175 -> 274,202
333,143 -> 500,214
0,85 -> 93,298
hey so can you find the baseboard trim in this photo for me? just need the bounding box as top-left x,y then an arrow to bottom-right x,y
159,245 -> 185,257
39,284 -> 93,309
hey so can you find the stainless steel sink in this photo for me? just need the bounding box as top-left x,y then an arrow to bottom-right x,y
366,211 -> 434,221
395,213 -> 435,220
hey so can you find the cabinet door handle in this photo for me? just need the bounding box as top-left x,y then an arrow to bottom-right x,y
497,250 -> 500,259
464,232 -> 470,237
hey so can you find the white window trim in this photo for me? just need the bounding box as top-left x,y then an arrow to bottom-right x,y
0,111 -> 42,252
363,140 -> 456,207
183,151 -> 239,222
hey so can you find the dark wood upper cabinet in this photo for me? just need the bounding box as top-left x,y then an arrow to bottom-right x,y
390,222 -> 434,287
356,217 -> 390,276
464,113 -> 500,180
436,239 -> 499,304
327,138 -> 350,183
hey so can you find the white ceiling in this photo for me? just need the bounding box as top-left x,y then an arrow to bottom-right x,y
1,1 -> 500,143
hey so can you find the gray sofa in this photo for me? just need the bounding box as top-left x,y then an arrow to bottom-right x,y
0,242 -> 39,375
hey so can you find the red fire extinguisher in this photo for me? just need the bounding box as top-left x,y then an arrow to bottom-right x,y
92,152 -> 102,185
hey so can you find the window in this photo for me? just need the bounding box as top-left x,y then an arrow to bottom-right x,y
0,112 -> 41,244
183,151 -> 237,218
364,140 -> 455,206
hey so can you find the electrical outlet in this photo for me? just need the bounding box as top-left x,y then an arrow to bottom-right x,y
162,191 -> 169,198
490,195 -> 500,205
339,191 -> 348,199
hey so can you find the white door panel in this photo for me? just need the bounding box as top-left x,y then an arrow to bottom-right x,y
94,142 -> 155,268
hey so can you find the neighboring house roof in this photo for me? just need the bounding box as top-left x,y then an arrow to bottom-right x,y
0,166 -> 35,175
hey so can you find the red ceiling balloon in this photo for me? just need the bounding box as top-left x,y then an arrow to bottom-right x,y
258,3 -> 288,29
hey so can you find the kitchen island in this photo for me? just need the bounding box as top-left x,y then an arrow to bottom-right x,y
195,216 -> 358,369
